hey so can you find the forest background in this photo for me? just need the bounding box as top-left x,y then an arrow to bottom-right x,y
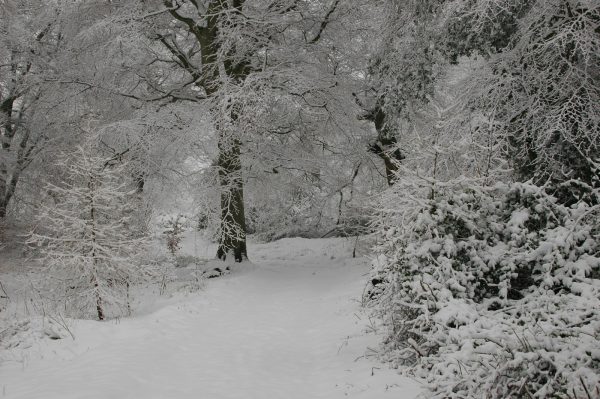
1,1 -> 598,398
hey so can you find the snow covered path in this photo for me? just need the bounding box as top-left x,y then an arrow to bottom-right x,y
1,238 -> 421,398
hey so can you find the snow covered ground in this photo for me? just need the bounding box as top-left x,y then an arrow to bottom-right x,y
0,236 -> 421,398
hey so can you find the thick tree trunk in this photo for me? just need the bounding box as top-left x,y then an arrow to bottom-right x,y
0,159 -> 7,218
0,97 -> 14,219
216,134 -> 247,262
0,94 -> 30,219
1,159 -> 23,219
360,101 -> 404,186
0,161 -> 9,218
369,139 -> 403,186
134,173 -> 145,194
373,107 -> 404,186
0,197 -> 6,219
0,136 -> 34,219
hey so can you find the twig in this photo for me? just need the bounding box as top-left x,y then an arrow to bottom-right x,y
48,314 -> 75,341
580,376 -> 592,399
0,280 -> 9,300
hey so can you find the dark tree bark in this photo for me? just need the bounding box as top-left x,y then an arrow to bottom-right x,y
0,198 -> 7,219
161,0 -> 250,262
94,277 -> 104,321
216,136 -> 247,262
368,137 -> 404,186
366,106 -> 405,186
88,175 -> 104,321
0,96 -> 16,219
134,173 -> 145,194
0,32 -> 47,220
0,124 -> 37,219
353,92 -> 405,186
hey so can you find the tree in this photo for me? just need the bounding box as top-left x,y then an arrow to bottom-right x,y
0,1 -> 59,218
443,0 -> 600,204
135,0 -> 380,257
141,0 -> 255,261
29,145 -> 152,320
0,0 -> 127,221
353,0 -> 445,186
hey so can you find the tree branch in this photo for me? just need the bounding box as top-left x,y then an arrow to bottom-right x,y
155,34 -> 202,82
309,0 -> 341,44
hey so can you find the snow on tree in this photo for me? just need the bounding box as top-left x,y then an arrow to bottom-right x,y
118,0 -> 381,254
352,0 -> 446,186
0,0 -> 59,218
366,0 -> 600,397
442,0 -> 600,205
0,0 -> 135,222
29,144 -> 154,321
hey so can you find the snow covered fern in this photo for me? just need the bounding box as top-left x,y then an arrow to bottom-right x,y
29,146 -> 155,320
371,180 -> 600,398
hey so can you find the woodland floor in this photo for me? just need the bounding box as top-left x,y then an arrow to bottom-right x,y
0,236 -> 421,398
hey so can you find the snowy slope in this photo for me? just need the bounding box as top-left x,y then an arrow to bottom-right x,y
0,237 -> 421,398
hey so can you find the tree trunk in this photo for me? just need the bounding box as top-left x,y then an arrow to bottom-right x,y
0,94 -> 31,219
89,175 -> 104,320
0,159 -> 9,218
0,197 -> 6,219
0,157 -> 7,218
363,104 -> 404,186
0,97 -> 14,219
161,0 -> 249,262
94,277 -> 104,321
1,153 -> 25,219
369,136 -> 404,186
134,172 -> 145,194
216,133 -> 247,262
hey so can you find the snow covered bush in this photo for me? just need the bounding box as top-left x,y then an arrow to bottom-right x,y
29,147 -> 155,320
371,180 -> 600,398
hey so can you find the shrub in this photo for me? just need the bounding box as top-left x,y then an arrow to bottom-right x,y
159,214 -> 188,256
371,181 -> 600,398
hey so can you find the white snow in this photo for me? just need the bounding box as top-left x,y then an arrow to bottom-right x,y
0,236 -> 421,399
